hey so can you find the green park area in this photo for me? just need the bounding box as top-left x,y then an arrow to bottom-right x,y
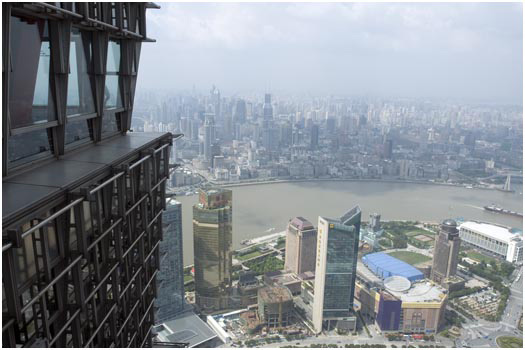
496,336 -> 523,348
464,250 -> 497,265
388,251 -> 431,265
237,250 -> 263,261
275,238 -> 286,249
184,275 -> 193,283
244,256 -> 284,275
378,221 -> 437,250
381,221 -> 433,236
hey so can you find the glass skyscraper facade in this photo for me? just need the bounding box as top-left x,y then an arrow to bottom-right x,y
156,198 -> 185,323
312,206 -> 361,333
193,188 -> 233,312
2,3 -> 180,347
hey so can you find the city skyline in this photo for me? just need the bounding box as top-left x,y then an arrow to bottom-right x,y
138,2 -> 522,105
2,2 -> 522,348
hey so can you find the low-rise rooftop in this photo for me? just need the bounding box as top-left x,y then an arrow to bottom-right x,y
290,216 -> 315,231
386,280 -> 447,304
258,285 -> 292,303
154,311 -> 218,348
460,221 -> 521,244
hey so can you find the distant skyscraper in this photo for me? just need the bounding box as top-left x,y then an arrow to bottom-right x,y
262,122 -> 277,151
312,206 -> 361,334
191,119 -> 200,140
383,139 -> 393,159
234,98 -> 247,124
431,219 -> 461,285
285,217 -> 317,274
193,188 -> 233,312
156,198 -> 185,323
358,115 -> 367,128
263,93 -> 273,120
310,124 -> 319,150
326,117 -> 336,133
203,113 -> 215,162
210,85 -> 221,118
369,213 -> 381,232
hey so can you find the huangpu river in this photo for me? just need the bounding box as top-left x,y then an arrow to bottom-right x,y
177,181 -> 523,265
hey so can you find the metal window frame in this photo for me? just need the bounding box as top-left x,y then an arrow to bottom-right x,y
3,140 -> 172,347
3,2 -> 155,177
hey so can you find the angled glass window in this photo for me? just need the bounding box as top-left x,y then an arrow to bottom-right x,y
135,11 -> 141,35
102,110 -> 120,135
66,28 -> 95,117
8,129 -> 52,163
65,119 -> 91,145
104,40 -> 122,109
8,16 -> 55,129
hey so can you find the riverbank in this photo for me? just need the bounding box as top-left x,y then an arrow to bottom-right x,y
176,180 -> 522,264
210,177 -> 501,191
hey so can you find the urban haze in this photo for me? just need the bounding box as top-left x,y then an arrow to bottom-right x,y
1,2 -> 523,349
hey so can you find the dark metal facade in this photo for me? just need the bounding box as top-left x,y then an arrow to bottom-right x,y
3,1 -> 157,177
2,2 -> 179,347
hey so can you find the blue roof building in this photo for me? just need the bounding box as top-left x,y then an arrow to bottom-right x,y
361,252 -> 424,282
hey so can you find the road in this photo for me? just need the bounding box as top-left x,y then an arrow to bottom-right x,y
456,265 -> 523,348
501,265 -> 523,330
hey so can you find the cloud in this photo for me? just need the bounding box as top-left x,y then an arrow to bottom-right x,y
137,2 -> 522,104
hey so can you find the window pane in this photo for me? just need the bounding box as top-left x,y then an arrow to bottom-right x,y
8,129 -> 52,162
66,28 -> 95,117
104,75 -> 122,109
102,110 -> 119,135
65,119 -> 91,145
9,16 -> 55,129
107,40 -> 120,73
105,40 -> 122,109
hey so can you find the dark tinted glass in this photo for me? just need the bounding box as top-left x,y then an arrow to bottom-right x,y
8,128 -> 52,162
104,40 -> 122,109
65,119 -> 91,145
66,28 -> 95,116
9,16 -> 55,129
102,110 -> 120,134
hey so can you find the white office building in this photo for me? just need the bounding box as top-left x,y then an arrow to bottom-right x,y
459,222 -> 523,264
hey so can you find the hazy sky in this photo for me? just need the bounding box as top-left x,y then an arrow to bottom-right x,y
137,2 -> 523,105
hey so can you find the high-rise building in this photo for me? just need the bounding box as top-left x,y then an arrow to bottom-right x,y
234,99 -> 247,124
285,217 -> 318,274
257,285 -> 294,328
310,124 -> 319,150
312,206 -> 361,334
383,139 -> 393,159
326,117 -> 336,133
369,213 -> 381,232
193,188 -> 233,312
261,121 -> 277,151
210,85 -> 221,119
263,93 -> 273,120
156,198 -> 186,323
203,113 -> 215,162
2,3 -> 178,347
431,219 -> 461,285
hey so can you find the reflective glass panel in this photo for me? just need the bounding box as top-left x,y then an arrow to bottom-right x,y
106,40 -> 120,73
65,119 -> 91,145
66,28 -> 95,116
9,16 -> 55,129
104,75 -> 122,109
8,129 -> 52,162
102,110 -> 119,134
104,40 -> 122,109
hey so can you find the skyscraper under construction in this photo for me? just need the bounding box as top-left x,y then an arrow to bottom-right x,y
2,2 -> 179,347
193,188 -> 233,313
